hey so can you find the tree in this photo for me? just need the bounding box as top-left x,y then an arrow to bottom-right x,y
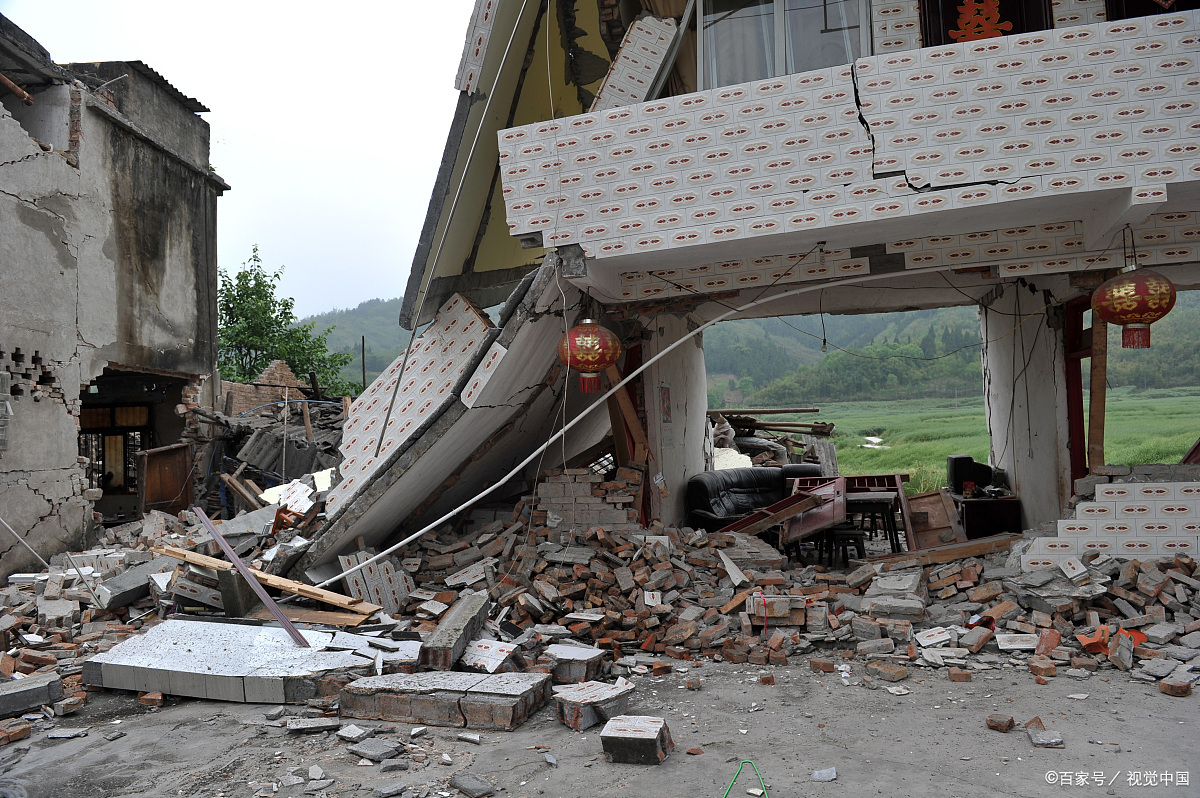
217,246 -> 357,395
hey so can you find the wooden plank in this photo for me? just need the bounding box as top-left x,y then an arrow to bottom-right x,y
220,473 -> 262,510
247,606 -> 366,627
301,400 -> 315,444
604,365 -> 648,453
715,492 -> 825,538
137,443 -> 193,518
151,544 -> 382,615
605,394 -> 631,468
868,533 -> 1021,567
780,477 -> 847,545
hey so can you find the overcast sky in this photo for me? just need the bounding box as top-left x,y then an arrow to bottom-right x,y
0,0 -> 477,318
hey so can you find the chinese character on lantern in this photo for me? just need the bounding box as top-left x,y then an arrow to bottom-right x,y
948,0 -> 1013,41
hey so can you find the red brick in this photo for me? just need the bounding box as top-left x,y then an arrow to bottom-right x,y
980,601 -> 1018,623
947,667 -> 972,682
1028,655 -> 1057,678
1159,679 -> 1192,697
966,582 -> 1003,603
809,658 -> 835,673
17,649 -> 56,667
138,692 -> 164,707
986,714 -> 1014,732
865,660 -> 908,682
0,720 -> 31,745
759,674 -> 775,685
1035,629 -> 1061,656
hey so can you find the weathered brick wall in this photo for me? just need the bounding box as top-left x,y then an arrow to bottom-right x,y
220,360 -> 308,417
532,467 -> 643,532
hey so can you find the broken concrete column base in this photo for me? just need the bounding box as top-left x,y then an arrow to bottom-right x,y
340,672 -> 551,731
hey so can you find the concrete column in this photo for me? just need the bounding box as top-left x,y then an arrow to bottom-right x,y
980,284 -> 1071,530
641,315 -> 707,524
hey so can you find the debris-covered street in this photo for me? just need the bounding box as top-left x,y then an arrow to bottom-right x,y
4,2 -> 1200,797
2,643 -> 1195,798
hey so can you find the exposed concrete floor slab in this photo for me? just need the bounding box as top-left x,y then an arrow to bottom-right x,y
83,620 -> 368,704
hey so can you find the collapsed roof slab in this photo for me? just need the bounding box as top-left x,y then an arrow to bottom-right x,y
293,260 -> 611,580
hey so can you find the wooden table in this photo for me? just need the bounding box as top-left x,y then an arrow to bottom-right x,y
846,490 -> 901,553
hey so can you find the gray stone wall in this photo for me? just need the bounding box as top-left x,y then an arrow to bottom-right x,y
0,46 -> 224,579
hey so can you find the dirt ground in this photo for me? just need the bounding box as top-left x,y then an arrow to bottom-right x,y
1,655 -> 1195,798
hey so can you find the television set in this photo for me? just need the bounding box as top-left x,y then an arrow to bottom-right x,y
947,455 -> 994,496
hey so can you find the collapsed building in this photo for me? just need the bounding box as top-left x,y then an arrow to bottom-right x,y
0,14 -> 228,580
296,0 -> 1200,582
0,6 -> 1197,789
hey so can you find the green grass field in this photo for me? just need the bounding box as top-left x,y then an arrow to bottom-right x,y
785,386 -> 1200,494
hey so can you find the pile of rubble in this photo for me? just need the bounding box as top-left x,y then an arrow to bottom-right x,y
2,467 -> 1198,769
189,401 -> 345,518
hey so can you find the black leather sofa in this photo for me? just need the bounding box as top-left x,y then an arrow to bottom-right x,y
685,464 -> 824,532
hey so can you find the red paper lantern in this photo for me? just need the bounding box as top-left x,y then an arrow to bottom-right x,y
557,320 -> 622,393
1091,269 -> 1177,349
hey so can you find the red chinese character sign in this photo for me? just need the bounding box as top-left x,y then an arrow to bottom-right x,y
557,320 -> 622,393
948,0 -> 1013,41
1091,269 -> 1177,349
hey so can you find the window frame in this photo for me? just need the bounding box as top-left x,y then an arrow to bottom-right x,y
919,0 -> 1054,48
697,0 -> 874,91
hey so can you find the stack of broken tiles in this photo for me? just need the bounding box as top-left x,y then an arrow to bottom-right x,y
339,671 -> 551,730
600,715 -> 674,764
543,644 -> 605,683
553,677 -> 635,730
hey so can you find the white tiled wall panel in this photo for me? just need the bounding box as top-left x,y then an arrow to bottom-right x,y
591,16 -> 679,112
1024,482 -> 1200,568
325,295 -> 493,513
456,0 -> 499,93
498,12 -> 1200,292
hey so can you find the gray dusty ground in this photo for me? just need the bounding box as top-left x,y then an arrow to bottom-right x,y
2,657 -> 1196,798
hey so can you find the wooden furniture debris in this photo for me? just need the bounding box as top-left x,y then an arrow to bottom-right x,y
151,544 -> 381,615
868,532 -> 1022,567
906,489 -> 965,549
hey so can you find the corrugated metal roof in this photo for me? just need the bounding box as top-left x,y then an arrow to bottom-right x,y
126,60 -> 209,113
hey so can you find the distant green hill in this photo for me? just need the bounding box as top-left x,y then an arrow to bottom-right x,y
706,292 -> 1200,407
301,290 -> 1200,400
300,298 -> 411,389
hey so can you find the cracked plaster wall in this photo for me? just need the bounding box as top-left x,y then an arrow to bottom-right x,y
0,69 -> 219,580
980,279 -> 1073,530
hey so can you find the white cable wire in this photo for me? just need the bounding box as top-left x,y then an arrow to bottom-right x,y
311,261 -> 970,591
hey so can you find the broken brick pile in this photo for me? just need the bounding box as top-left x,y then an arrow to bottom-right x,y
4,470 -> 1199,753
530,467 -> 645,534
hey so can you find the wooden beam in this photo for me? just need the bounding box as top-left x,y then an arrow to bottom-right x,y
301,400 -> 315,443
151,544 -> 382,615
604,365 -> 648,454
247,606 -> 366,627
1088,315 -> 1108,472
605,394 -> 631,467
867,533 -> 1022,567
220,473 -> 262,510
